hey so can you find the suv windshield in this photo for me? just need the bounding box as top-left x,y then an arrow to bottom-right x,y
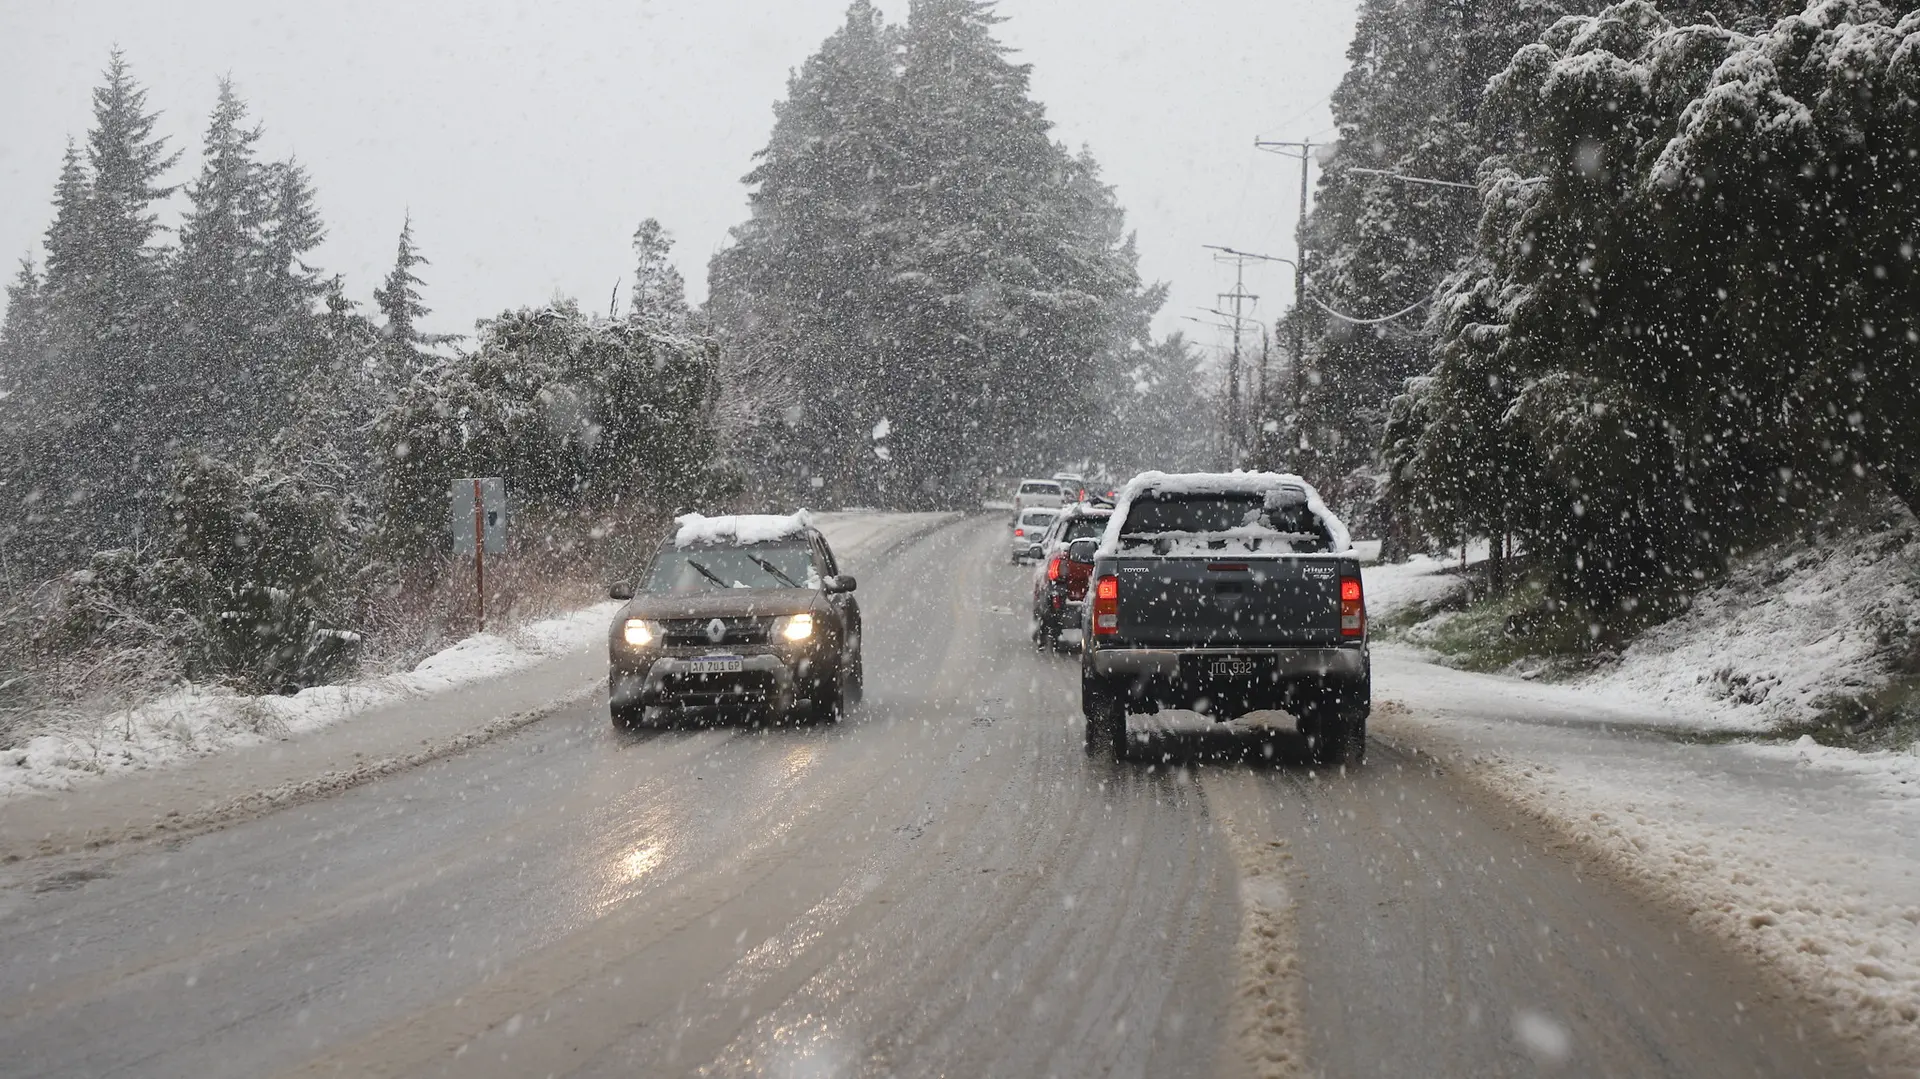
645,541 -> 817,593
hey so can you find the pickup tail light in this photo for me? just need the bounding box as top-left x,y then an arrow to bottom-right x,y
1047,556 -> 1063,582
1015,527 -> 1025,537
1340,576 -> 1365,637
1093,574 -> 1120,635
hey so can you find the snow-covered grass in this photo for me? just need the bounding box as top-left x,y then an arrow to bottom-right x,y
1582,523 -> 1920,735
0,603 -> 620,802
1367,524 -> 1920,741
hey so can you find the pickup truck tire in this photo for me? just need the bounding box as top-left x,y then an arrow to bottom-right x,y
1082,678 -> 1125,757
1303,699 -> 1366,768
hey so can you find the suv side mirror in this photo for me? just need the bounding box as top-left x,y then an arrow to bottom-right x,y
1067,538 -> 1098,563
609,581 -> 634,600
825,574 -> 858,594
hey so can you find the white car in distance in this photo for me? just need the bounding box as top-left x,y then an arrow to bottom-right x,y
1012,479 -> 1065,523
1010,508 -> 1059,564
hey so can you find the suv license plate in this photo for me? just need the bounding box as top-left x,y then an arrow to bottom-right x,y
1211,659 -> 1259,677
685,656 -> 744,675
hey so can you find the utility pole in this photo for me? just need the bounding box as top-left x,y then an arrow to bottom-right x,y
1253,138 -> 1319,418
1203,246 -> 1263,467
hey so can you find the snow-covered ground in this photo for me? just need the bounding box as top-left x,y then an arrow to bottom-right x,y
0,603 -> 619,803
0,511 -> 954,810
1583,524 -> 1920,731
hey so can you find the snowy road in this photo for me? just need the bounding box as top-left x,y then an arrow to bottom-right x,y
0,515 -> 1877,1077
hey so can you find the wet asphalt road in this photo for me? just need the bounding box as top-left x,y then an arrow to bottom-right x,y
0,515 -> 1872,1077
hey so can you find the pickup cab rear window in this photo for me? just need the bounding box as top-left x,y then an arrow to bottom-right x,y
1020,482 -> 1062,495
1121,495 -> 1263,534
1120,494 -> 1333,552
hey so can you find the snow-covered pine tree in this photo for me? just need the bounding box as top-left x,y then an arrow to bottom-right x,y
175,77 -> 270,451
628,218 -> 690,328
25,52 -> 180,567
1404,0 -> 1920,618
373,213 -> 440,376
0,255 -> 47,378
708,0 -> 903,501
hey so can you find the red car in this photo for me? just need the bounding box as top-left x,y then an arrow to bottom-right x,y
1030,505 -> 1112,649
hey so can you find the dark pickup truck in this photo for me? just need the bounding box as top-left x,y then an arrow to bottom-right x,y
1077,472 -> 1369,765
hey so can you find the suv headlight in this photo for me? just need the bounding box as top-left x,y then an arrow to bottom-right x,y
777,613 -> 815,642
622,618 -> 659,647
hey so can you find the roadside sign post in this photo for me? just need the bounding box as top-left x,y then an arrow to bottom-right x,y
451,478 -> 508,633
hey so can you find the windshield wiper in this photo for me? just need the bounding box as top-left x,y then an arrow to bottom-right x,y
746,553 -> 802,588
684,558 -> 729,588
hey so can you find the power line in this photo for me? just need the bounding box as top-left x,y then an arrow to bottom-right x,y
1307,293 -> 1430,325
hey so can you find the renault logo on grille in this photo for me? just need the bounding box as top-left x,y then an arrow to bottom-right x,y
706,618 -> 728,644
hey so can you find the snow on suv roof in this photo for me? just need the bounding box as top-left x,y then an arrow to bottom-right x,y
1099,471 -> 1351,556
673,510 -> 813,548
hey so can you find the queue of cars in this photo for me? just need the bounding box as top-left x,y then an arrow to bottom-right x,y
605,470 -> 1369,767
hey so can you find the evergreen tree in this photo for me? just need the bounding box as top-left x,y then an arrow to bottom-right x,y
175,77 -> 269,449
0,256 -> 47,377
709,0 -> 903,500
713,0 -> 1153,505
372,213 -> 438,374
1401,0 -> 1920,617
628,218 -> 690,327
32,51 -> 179,564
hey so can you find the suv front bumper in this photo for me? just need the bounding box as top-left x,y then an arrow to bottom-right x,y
611,652 -> 809,712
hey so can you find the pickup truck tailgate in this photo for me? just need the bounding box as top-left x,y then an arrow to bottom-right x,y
1112,555 -> 1354,647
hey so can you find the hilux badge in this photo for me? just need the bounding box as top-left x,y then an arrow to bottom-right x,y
706,618 -> 727,644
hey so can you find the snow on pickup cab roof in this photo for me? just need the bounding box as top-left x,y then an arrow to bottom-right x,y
673,509 -> 813,548
1097,471 -> 1351,557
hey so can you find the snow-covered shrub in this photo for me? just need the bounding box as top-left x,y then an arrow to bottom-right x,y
374,301 -> 735,561
161,453 -> 361,691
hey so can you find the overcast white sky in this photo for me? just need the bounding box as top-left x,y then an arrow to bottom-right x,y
0,0 -> 1357,350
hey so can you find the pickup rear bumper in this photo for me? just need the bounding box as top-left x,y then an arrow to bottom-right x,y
1089,645 -> 1365,680
1086,645 -> 1369,719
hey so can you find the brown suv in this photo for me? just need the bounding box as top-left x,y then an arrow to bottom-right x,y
608,513 -> 861,728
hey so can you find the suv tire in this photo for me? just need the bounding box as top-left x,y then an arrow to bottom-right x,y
808,665 -> 844,725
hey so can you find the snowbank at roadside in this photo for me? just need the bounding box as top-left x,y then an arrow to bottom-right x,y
1580,524 -> 1920,730
1361,553 -> 1468,620
0,603 -> 621,803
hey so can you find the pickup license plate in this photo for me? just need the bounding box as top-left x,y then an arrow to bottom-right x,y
1211,658 -> 1259,678
684,656 -> 744,675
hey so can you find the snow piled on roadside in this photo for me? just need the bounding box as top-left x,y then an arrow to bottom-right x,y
0,602 -> 620,803
1361,553 -> 1468,619
1582,524 -> 1920,730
